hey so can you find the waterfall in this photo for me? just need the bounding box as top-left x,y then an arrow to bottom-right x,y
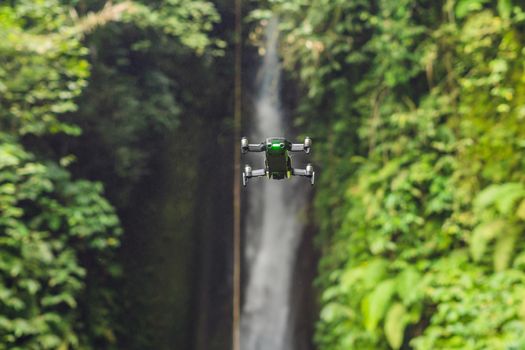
241,18 -> 308,350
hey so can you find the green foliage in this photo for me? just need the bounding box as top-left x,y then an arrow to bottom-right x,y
1,0 -> 223,348
0,0 -> 89,136
362,279 -> 396,332
384,303 -> 407,350
70,0 -> 224,205
0,1 -> 129,346
125,0 -> 224,55
0,134 -> 121,349
64,0 -> 226,348
0,0 -> 225,345
261,0 -> 525,349
0,0 -> 189,347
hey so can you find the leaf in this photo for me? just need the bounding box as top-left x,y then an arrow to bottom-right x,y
40,334 -> 62,348
519,293 -> 525,320
474,183 -> 525,214
342,259 -> 389,292
49,215 -> 61,231
470,220 -> 506,261
362,259 -> 389,289
320,302 -> 351,323
20,279 -> 40,295
493,229 -> 517,271
12,319 -> 33,337
496,189 -> 525,215
455,0 -> 487,19
498,0 -> 513,19
516,199 -> 525,220
384,303 -> 407,350
474,185 -> 502,209
396,268 -> 421,306
362,279 -> 396,332
513,252 -> 525,269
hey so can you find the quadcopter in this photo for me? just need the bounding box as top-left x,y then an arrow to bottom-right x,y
241,136 -> 315,187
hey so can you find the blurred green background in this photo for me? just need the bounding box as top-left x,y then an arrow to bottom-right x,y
1,0 -> 525,349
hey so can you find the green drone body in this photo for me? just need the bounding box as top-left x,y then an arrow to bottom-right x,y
241,136 -> 314,186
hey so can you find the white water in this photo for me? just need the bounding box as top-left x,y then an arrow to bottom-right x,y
241,18 -> 308,350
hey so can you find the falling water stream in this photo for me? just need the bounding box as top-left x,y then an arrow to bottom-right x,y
240,18 -> 308,350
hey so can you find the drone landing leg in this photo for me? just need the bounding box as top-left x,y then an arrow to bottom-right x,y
243,167 -> 266,187
292,165 -> 315,185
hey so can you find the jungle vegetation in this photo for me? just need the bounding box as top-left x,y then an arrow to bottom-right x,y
1,0 -> 525,349
1,0 -> 231,349
264,0 -> 525,349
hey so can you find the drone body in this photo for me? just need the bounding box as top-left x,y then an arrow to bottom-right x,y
241,136 -> 315,187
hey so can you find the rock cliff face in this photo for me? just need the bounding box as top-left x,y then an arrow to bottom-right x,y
290,209 -> 319,350
118,114 -> 234,350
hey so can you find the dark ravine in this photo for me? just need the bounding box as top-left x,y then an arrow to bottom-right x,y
68,4 -> 319,349
118,116 -> 232,349
71,41 -> 236,349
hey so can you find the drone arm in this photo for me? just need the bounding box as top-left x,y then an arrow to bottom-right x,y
248,143 -> 266,152
290,144 -> 306,152
289,137 -> 312,154
292,168 -> 307,176
250,169 -> 266,177
243,166 -> 266,187
241,137 -> 266,153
